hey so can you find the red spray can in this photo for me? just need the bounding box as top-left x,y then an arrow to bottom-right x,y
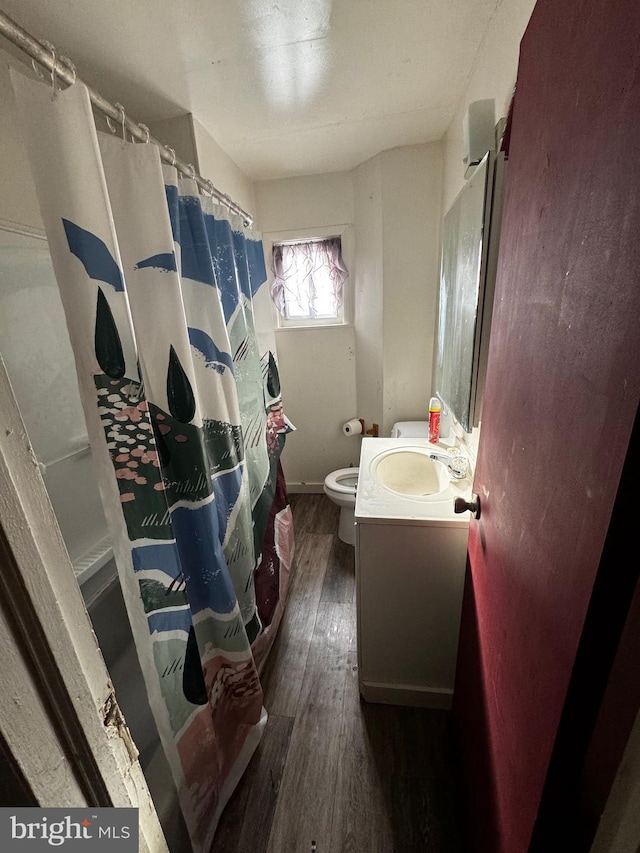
428,397 -> 441,444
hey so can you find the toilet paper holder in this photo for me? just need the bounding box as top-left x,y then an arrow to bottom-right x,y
359,418 -> 379,437
343,418 -> 379,437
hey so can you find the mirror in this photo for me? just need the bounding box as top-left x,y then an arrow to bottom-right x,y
435,151 -> 506,432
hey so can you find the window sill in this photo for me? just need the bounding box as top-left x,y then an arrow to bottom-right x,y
275,322 -> 353,332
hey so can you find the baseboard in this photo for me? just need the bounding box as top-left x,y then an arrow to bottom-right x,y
359,679 -> 453,710
285,482 -> 325,494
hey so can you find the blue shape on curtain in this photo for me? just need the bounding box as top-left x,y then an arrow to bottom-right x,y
211,467 -> 244,541
62,219 -> 124,291
246,237 -> 268,297
188,327 -> 234,375
231,229 -> 251,302
171,500 -> 237,615
165,185 -> 179,243
132,541 -> 182,578
165,184 -> 217,287
135,252 -> 178,273
204,213 -> 239,322
147,607 -> 193,636
177,194 -> 217,287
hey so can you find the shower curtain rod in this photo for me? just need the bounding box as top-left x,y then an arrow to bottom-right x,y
0,9 -> 254,226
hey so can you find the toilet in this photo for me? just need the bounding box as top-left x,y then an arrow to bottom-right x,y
390,420 -> 430,439
324,422 -> 431,546
323,468 -> 359,545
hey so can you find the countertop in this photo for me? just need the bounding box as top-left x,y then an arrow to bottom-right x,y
355,436 -> 473,526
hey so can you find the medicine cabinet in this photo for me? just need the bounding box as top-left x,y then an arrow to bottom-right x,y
435,150 -> 507,432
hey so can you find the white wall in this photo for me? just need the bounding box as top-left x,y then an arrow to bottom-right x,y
353,155 -> 384,433
276,326 -> 358,485
353,144 -> 444,439
381,143 -> 443,437
255,171 -> 358,488
145,114 -> 200,172
192,117 -> 256,217
441,0 -> 537,214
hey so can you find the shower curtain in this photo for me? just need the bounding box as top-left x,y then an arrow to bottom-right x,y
11,71 -> 294,852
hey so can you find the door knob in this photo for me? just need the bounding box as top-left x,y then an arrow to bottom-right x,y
454,494 -> 481,519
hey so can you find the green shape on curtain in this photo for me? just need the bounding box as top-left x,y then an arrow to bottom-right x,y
138,578 -> 188,613
148,402 -> 244,505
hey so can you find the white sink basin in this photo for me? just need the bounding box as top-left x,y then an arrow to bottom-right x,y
371,448 -> 450,498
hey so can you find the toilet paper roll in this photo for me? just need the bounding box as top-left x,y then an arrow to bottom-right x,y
343,418 -> 363,436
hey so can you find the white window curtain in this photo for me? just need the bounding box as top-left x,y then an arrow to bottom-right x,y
270,237 -> 349,319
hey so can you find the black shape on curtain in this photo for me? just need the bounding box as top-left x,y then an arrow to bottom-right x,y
95,287 -> 126,379
182,626 -> 208,706
167,345 -> 196,423
153,423 -> 173,471
244,611 -> 262,645
267,351 -> 281,398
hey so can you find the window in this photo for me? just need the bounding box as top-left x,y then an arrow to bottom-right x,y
270,236 -> 349,327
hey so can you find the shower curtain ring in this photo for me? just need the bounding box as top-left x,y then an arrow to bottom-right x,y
114,103 -> 127,145
138,123 -> 151,144
40,40 -> 58,98
186,163 -> 196,179
59,55 -> 77,86
31,58 -> 45,79
205,179 -> 215,198
166,147 -> 176,168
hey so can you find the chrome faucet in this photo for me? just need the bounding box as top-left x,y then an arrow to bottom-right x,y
429,450 -> 468,479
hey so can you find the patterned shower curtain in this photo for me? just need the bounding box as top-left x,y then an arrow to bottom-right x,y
11,71 -> 294,852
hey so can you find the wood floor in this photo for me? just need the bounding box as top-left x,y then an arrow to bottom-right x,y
210,493 -> 464,853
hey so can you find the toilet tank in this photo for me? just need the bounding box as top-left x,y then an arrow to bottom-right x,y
390,421 -> 430,438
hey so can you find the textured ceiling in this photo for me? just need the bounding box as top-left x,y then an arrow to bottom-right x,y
0,0 -> 502,179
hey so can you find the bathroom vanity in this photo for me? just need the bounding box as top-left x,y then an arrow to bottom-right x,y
354,436 -> 471,709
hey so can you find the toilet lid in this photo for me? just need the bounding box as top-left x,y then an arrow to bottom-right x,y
324,467 -> 359,493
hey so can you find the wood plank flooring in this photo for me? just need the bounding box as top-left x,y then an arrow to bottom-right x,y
210,494 -> 463,853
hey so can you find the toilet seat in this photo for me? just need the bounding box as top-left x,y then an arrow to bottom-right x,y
324,467 -> 358,494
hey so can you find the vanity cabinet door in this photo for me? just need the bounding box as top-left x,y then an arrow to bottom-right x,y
356,520 -> 467,708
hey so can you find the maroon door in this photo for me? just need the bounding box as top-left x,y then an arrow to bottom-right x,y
452,2 -> 640,851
